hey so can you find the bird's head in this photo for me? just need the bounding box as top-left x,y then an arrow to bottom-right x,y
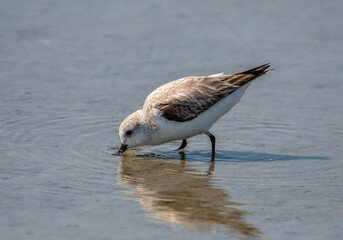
118,110 -> 153,153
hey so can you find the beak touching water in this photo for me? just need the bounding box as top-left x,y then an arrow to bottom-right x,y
118,144 -> 128,154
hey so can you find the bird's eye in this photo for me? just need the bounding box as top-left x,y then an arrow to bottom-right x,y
126,130 -> 133,136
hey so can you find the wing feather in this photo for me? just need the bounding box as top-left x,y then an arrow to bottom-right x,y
143,63 -> 272,122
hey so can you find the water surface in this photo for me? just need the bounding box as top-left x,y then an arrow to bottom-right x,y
1,0 -> 342,239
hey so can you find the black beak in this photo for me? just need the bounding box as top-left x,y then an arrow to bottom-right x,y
118,144 -> 128,154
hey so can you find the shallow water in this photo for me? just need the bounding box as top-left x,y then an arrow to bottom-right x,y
1,0 -> 343,239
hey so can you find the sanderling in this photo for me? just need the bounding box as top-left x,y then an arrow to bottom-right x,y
119,63 -> 272,159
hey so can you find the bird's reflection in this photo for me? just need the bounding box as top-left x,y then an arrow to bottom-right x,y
118,154 -> 260,237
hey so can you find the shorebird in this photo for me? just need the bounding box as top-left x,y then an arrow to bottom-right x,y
118,63 -> 272,159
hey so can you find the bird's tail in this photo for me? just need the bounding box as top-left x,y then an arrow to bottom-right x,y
228,63 -> 273,87
239,63 -> 273,77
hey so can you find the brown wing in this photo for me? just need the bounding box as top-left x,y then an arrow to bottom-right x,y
146,63 -> 272,122
154,85 -> 235,122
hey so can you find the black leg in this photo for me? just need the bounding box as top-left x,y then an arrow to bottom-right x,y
178,139 -> 187,150
205,132 -> 216,160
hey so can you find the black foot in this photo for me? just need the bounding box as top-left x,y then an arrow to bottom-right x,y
178,139 -> 187,150
205,132 -> 216,160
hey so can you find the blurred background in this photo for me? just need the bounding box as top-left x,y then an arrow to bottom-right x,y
1,0 -> 342,239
